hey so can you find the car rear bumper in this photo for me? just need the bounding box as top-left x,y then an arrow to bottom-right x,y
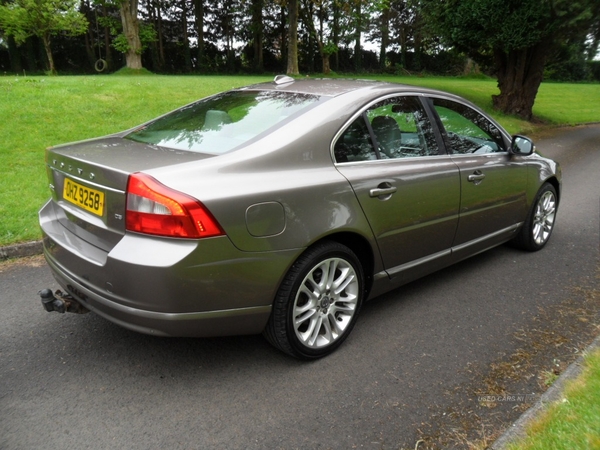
45,253 -> 272,336
39,200 -> 300,337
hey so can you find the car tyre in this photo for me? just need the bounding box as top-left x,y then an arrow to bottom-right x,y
264,241 -> 364,359
512,183 -> 558,251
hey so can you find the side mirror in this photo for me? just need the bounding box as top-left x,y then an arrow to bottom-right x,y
510,135 -> 535,156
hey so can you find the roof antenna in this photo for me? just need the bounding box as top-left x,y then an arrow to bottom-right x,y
274,75 -> 295,85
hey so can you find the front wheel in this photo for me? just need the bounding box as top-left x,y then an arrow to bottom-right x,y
264,241 -> 364,359
512,183 -> 558,251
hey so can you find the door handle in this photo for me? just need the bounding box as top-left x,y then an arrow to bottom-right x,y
467,171 -> 486,184
369,184 -> 397,198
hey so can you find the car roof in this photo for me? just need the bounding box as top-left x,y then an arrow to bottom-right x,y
239,77 -> 439,98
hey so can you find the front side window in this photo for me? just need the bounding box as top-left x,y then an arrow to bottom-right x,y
334,95 -> 438,163
432,98 -> 505,154
126,91 -> 321,154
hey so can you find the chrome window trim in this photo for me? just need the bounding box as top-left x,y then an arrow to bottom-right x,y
334,153 -> 455,166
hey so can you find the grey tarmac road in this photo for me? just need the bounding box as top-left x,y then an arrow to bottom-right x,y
1,125 -> 599,450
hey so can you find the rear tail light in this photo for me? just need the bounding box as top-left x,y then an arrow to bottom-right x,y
126,173 -> 224,239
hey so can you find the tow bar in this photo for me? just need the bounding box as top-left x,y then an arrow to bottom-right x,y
39,289 -> 90,314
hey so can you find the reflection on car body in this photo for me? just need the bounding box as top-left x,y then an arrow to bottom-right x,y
38,77 -> 561,359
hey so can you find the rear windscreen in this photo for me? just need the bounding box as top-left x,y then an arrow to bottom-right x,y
126,90 -> 322,154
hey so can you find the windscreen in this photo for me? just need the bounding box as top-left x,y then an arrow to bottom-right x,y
126,90 -> 321,154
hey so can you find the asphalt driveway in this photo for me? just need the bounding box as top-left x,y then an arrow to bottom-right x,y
1,125 -> 599,449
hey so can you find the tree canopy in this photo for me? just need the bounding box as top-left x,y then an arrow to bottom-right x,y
423,0 -> 598,119
0,0 -> 87,73
0,0 -> 599,119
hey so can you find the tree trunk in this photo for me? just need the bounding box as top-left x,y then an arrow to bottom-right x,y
251,0 -> 264,72
414,22 -> 422,71
119,0 -> 143,69
155,3 -> 165,69
103,6 -> 114,70
148,1 -> 160,71
332,0 -> 339,71
82,0 -> 96,69
23,38 -> 38,72
286,0 -> 299,75
6,35 -> 23,74
354,1 -> 361,72
84,32 -> 96,69
318,3 -> 329,74
181,0 -> 192,72
492,42 -> 549,120
41,33 -> 56,74
306,1 -> 315,72
223,9 -> 234,72
400,24 -> 407,68
300,0 -> 329,74
280,5 -> 286,66
322,53 -> 331,74
379,4 -> 390,71
193,0 -> 204,70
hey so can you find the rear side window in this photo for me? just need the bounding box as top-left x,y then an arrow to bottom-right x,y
126,91 -> 321,154
366,96 -> 438,158
334,95 -> 438,163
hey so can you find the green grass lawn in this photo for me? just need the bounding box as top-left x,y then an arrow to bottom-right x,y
1,74 -> 599,245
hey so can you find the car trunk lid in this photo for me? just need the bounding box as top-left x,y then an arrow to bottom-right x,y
45,136 -> 212,253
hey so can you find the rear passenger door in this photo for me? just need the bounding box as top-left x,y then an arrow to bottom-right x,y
334,95 -> 461,279
428,97 -> 529,258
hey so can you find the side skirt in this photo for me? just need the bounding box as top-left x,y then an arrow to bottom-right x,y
367,223 -> 522,300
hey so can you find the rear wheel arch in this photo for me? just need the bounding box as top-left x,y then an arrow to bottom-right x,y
318,232 -> 375,297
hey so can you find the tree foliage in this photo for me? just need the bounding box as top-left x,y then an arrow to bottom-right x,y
423,0 -> 598,119
0,0 -> 87,73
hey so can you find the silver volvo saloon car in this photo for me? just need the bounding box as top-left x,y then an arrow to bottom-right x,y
39,77 -> 560,359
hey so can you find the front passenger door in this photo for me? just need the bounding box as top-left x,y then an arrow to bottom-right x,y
429,97 -> 529,258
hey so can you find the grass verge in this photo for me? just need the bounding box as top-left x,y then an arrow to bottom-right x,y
507,346 -> 600,450
0,74 -> 599,246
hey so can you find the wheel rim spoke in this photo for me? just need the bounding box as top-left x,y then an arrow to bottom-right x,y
323,259 -> 337,290
304,315 -> 321,346
294,307 -> 317,326
334,270 -> 354,295
331,301 -> 356,314
319,317 -> 334,344
328,314 -> 345,335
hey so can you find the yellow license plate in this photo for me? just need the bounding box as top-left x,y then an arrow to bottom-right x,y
63,178 -> 105,216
